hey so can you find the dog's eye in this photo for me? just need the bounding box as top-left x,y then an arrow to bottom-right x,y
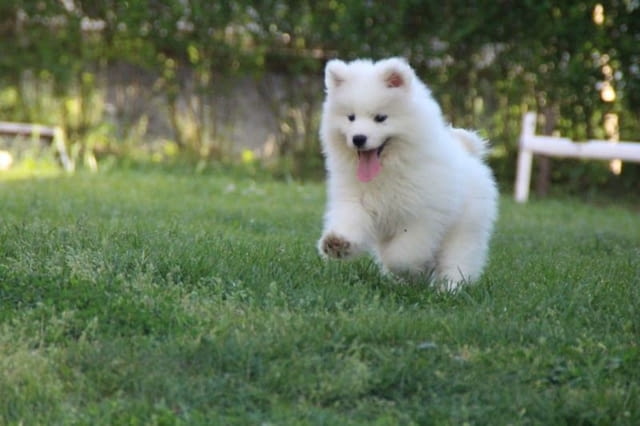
347,114 -> 356,122
374,114 -> 388,123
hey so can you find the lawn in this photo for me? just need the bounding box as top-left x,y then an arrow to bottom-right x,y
1,170 -> 639,425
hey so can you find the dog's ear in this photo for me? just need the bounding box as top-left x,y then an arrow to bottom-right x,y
379,58 -> 413,90
325,59 -> 348,90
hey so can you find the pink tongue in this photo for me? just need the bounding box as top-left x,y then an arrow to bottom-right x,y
357,150 -> 381,182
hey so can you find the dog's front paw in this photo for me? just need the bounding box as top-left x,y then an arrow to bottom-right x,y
319,233 -> 353,259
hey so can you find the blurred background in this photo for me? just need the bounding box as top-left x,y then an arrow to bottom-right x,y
0,1 -> 639,197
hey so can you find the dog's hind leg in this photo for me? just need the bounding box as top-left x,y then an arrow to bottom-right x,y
435,213 -> 493,288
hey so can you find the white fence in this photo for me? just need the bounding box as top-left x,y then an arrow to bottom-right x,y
0,121 -> 73,171
514,112 -> 640,202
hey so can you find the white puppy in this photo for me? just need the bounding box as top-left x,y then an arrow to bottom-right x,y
317,57 -> 498,289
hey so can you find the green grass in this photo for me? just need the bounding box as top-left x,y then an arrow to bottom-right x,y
1,170 -> 639,425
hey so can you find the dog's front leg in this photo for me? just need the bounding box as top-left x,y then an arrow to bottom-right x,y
318,201 -> 371,260
376,221 -> 444,277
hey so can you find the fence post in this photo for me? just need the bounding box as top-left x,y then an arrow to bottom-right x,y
514,112 -> 537,203
53,126 -> 73,172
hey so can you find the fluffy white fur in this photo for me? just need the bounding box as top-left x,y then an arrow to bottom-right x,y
317,57 -> 498,290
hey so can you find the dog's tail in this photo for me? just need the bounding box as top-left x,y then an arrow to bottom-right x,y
450,127 -> 489,159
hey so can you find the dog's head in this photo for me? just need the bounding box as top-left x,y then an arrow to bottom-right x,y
321,57 -> 419,182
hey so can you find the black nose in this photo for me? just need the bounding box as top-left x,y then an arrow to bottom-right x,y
352,134 -> 367,148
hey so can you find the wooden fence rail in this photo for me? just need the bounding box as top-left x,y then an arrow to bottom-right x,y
514,112 -> 640,202
0,121 -> 73,171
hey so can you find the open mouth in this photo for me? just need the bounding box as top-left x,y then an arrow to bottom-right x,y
356,139 -> 390,183
356,138 -> 389,157
375,139 -> 388,156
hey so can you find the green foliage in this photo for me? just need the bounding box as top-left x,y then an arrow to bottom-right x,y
0,170 -> 639,423
0,1 -> 639,190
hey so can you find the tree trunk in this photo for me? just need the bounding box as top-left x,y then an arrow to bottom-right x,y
535,107 -> 558,197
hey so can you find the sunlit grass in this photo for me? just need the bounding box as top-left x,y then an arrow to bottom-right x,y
0,162 -> 64,181
0,170 -> 639,424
